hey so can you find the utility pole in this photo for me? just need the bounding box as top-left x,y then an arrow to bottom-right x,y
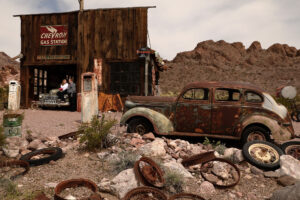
78,0 -> 84,11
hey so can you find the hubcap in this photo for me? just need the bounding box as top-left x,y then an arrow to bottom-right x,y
248,143 -> 279,164
285,145 -> 300,161
136,124 -> 146,135
247,131 -> 266,142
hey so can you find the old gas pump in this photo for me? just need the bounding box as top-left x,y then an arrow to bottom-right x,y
81,72 -> 98,123
8,80 -> 21,111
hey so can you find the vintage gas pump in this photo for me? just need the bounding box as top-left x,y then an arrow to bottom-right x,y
81,72 -> 98,123
8,80 -> 21,111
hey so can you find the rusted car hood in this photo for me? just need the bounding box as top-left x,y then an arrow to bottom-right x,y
127,96 -> 176,103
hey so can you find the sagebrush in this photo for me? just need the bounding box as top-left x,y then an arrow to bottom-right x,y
164,170 -> 184,193
79,114 -> 117,151
109,151 -> 138,175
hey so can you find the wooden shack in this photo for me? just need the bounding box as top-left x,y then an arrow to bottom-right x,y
14,7 -> 158,108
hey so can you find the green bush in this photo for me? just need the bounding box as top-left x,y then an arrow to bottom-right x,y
109,151 -> 138,175
0,125 -> 6,147
79,114 -> 117,151
164,170 -> 184,193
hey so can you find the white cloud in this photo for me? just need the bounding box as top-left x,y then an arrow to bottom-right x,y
1,0 -> 300,59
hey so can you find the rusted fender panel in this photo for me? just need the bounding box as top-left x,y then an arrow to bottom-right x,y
120,107 -> 174,134
127,96 -> 176,103
241,115 -> 292,142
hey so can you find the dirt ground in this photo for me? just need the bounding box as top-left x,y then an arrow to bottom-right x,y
0,109 -> 300,200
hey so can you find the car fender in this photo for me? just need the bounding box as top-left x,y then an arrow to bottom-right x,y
120,107 -> 174,134
241,115 -> 292,142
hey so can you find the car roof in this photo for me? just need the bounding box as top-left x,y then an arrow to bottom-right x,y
182,81 -> 264,93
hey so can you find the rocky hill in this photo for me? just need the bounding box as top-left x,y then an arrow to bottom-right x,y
0,52 -> 19,86
160,40 -> 300,95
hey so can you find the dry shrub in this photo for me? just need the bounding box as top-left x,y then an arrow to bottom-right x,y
164,170 -> 184,194
0,125 -> 6,147
109,151 -> 139,175
79,114 -> 117,151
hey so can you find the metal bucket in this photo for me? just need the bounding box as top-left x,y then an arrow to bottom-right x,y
3,114 -> 22,137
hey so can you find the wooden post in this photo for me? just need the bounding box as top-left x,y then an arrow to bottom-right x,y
79,0 -> 84,11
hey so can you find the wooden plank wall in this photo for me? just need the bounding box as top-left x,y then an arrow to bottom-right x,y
21,13 -> 78,66
77,7 -> 148,72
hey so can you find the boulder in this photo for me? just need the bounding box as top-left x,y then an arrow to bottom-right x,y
142,132 -> 155,141
280,155 -> 300,180
2,146 -> 19,158
110,168 -> 139,199
247,41 -> 262,52
98,178 -> 112,193
140,138 -> 166,157
198,181 -> 216,198
212,161 -> 229,180
28,139 -> 43,150
277,175 -> 298,186
270,181 -> 300,200
163,160 -> 194,179
130,138 -> 145,148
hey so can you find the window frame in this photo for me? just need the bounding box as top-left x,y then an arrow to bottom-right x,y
182,88 -> 210,101
214,88 -> 241,102
244,90 -> 263,104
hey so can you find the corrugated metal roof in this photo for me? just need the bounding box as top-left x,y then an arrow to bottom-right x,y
14,6 -> 156,17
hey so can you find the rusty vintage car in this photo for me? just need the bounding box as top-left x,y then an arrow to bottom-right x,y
120,82 -> 295,144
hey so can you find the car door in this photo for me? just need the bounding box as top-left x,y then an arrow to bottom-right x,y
211,88 -> 242,135
174,88 -> 211,133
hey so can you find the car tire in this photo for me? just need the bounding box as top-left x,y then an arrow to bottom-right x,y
242,140 -> 283,171
20,147 -> 63,166
242,126 -> 270,145
127,118 -> 152,135
281,141 -> 300,160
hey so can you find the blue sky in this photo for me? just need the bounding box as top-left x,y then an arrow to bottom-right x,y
1,0 -> 300,60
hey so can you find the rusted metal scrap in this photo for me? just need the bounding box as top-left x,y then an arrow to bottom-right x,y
182,151 -> 216,167
182,151 -> 240,188
0,160 -> 30,180
168,193 -> 205,200
134,156 -> 165,188
54,178 -> 103,200
122,186 -> 168,200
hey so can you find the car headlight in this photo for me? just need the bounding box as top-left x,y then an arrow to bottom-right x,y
39,94 -> 43,99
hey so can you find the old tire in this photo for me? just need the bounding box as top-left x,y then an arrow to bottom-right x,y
242,140 -> 283,171
281,141 -> 300,161
127,118 -> 152,135
20,147 -> 63,166
242,126 -> 270,144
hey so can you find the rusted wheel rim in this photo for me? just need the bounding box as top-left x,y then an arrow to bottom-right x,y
136,124 -> 146,135
134,157 -> 165,188
247,131 -> 266,142
168,193 -> 205,200
122,186 -> 167,200
248,143 -> 279,164
285,145 -> 300,160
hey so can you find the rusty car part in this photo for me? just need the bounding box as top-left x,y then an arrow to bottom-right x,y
20,147 -> 63,166
182,151 -> 216,167
98,92 -> 124,112
134,157 -> 165,188
243,140 -> 284,170
54,178 -> 103,200
168,193 -> 205,200
122,186 -> 167,200
58,131 -> 80,140
200,158 -> 241,188
0,160 -> 30,180
281,141 -> 300,160
181,151 -> 240,188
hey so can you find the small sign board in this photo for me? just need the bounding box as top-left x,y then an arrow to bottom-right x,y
40,25 -> 68,46
37,55 -> 71,60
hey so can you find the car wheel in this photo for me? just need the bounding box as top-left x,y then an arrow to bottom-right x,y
242,126 -> 270,144
242,140 -> 283,170
281,141 -> 300,161
127,118 -> 151,135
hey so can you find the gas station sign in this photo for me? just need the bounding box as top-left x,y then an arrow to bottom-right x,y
40,25 -> 68,46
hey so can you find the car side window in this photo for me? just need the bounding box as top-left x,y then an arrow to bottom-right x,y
215,88 -> 241,101
183,88 -> 209,100
245,91 -> 263,103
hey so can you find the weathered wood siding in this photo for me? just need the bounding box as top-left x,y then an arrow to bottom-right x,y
21,13 -> 78,66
